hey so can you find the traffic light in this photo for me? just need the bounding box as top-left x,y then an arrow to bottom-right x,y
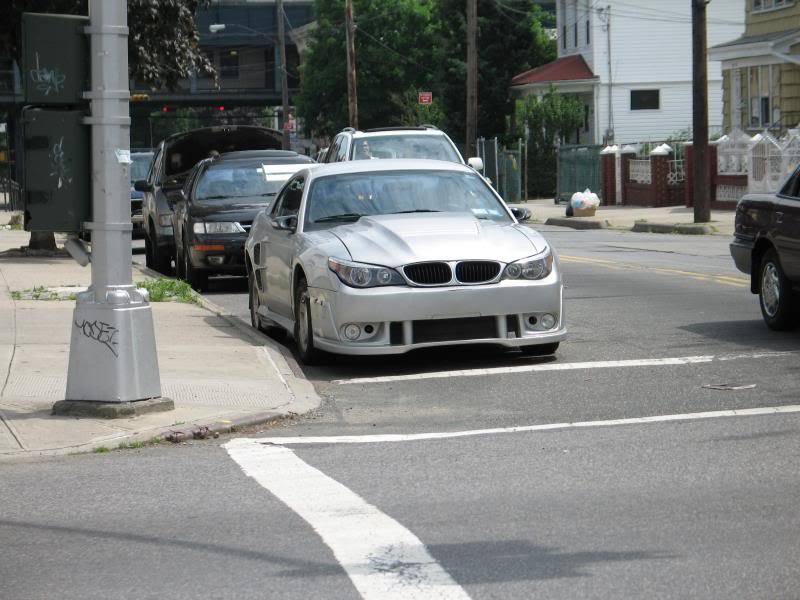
21,13 -> 91,233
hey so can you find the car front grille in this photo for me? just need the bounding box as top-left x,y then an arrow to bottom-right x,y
412,316 -> 497,344
404,262 -> 452,285
455,261 -> 501,284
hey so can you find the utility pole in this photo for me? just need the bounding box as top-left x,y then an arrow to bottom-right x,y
277,0 -> 290,149
58,0 -> 167,415
465,0 -> 478,157
692,0 -> 711,223
345,0 -> 358,129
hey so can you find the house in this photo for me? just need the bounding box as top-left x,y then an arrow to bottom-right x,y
709,0 -> 800,134
509,0 -> 745,145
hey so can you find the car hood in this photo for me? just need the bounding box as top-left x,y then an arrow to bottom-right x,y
329,213 -> 543,266
190,200 -> 270,223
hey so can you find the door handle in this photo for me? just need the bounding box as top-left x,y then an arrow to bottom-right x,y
776,212 -> 784,224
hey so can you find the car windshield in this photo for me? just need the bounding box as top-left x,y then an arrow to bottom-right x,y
350,134 -> 461,163
195,161 -> 303,202
130,153 -> 153,184
304,170 -> 511,230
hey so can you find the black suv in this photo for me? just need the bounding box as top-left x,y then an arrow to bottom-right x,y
134,126 -> 283,274
171,150 -> 314,290
731,164 -> 800,330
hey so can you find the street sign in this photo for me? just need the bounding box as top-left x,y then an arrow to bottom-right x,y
418,91 -> 433,105
22,13 -> 89,105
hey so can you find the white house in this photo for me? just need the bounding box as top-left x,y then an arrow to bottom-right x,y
510,0 -> 746,145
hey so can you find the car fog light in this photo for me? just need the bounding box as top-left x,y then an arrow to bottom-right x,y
343,324 -> 361,340
207,255 -> 224,266
541,314 -> 556,329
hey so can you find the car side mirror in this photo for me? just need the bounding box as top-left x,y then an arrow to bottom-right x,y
271,215 -> 297,232
510,206 -> 531,222
133,179 -> 153,193
468,157 -> 484,172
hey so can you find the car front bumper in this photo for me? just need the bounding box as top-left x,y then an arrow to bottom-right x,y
188,235 -> 247,274
308,274 -> 565,355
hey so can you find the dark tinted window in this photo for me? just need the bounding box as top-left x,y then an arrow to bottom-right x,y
273,177 -> 304,218
780,167 -> 800,198
631,90 -> 660,110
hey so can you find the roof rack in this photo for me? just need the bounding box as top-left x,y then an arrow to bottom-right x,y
342,127 -> 357,133
363,126 -> 428,133
420,124 -> 439,130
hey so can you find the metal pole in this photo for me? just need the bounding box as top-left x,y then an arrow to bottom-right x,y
465,0 -> 478,157
345,0 -> 358,129
277,0 -> 290,149
692,0 -> 711,222
62,0 -> 165,410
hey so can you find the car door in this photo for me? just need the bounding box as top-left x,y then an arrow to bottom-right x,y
264,175 -> 305,318
325,135 -> 342,163
774,167 -> 800,280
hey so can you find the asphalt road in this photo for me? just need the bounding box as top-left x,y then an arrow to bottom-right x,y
9,226 -> 795,599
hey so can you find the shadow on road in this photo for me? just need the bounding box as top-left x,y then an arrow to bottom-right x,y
678,320 -> 800,352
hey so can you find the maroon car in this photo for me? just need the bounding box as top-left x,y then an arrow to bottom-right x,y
730,165 -> 800,330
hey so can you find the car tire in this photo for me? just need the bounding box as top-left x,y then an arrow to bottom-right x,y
249,271 -> 286,340
148,224 -> 172,275
294,278 -> 323,365
758,249 -> 797,331
520,342 -> 559,356
183,242 -> 208,292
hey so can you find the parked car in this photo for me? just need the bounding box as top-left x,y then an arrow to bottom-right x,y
244,159 -> 564,364
129,151 -> 153,239
323,126 -> 484,171
731,165 -> 800,330
134,126 -> 282,274
171,150 -> 314,291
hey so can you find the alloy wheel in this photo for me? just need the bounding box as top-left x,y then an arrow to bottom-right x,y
761,262 -> 780,318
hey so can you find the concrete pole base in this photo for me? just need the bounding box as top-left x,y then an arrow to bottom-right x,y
52,397 -> 174,419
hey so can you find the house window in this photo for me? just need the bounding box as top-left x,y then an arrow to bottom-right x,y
753,0 -> 793,13
746,64 -> 781,129
586,20 -> 590,45
631,89 -> 660,110
220,51 -> 239,80
573,22 -> 578,46
562,25 -> 567,49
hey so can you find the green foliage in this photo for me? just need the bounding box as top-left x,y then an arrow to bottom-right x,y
297,0 -> 438,139
0,0 -> 213,90
93,446 -> 110,453
514,89 -> 585,197
433,0 -> 556,151
136,278 -> 198,304
394,89 -> 446,129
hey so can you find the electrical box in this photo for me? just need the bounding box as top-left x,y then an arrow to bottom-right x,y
23,109 -> 90,232
22,13 -> 89,105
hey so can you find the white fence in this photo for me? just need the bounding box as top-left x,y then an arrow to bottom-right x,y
715,128 -> 800,194
629,159 -> 651,184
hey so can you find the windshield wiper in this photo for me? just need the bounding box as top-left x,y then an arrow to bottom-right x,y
391,209 -> 441,214
315,213 -> 364,223
198,195 -> 228,200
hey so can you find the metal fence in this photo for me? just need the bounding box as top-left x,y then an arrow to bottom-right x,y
477,137 -> 522,202
557,144 -> 603,202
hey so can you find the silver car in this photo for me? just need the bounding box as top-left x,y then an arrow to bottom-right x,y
245,160 -> 565,364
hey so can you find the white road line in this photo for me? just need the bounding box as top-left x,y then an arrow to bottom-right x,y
224,439 -> 471,600
248,404 -> 800,446
332,351 -> 798,385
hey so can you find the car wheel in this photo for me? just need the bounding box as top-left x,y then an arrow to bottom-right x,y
294,278 -> 323,365
249,271 -> 287,340
183,242 -> 208,292
520,342 -> 559,356
758,249 -> 797,331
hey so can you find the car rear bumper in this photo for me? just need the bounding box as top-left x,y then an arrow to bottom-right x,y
730,236 -> 754,275
308,274 -> 566,355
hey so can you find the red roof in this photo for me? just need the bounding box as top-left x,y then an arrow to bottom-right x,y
511,54 -> 596,87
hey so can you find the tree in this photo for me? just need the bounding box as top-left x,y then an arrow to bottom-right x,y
297,0 -> 438,139
0,0 -> 213,249
514,88 -> 585,197
434,0 -> 556,150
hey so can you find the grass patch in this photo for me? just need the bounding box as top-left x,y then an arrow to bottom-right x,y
10,290 -> 21,300
93,446 -> 110,453
136,278 -> 199,304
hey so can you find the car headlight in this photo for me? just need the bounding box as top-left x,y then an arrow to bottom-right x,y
328,257 -> 405,288
503,250 -> 554,281
193,221 -> 245,234
158,214 -> 172,227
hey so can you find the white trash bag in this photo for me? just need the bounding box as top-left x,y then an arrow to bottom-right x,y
570,188 -> 600,210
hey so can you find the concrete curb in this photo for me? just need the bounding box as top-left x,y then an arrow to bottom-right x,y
544,217 -> 609,230
631,221 -> 716,235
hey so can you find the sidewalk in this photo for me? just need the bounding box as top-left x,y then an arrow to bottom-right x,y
0,228 -> 318,460
517,199 -> 736,236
